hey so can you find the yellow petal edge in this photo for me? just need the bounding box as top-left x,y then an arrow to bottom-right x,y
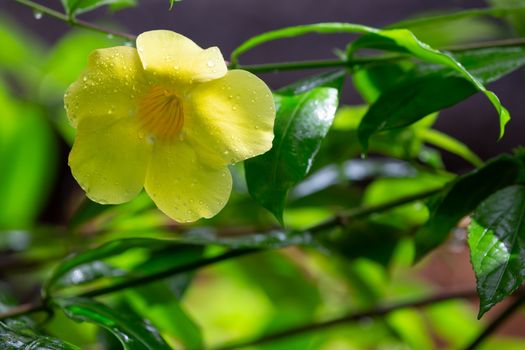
65,30 -> 275,223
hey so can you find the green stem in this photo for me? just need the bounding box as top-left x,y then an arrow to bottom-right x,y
235,36 -> 525,73
0,187 -> 441,322
232,54 -> 403,73
78,248 -> 259,298
212,289 -> 481,350
309,186 -> 442,234
14,0 -> 136,41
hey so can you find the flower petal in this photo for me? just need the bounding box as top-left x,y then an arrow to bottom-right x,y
64,46 -> 146,127
69,115 -> 151,204
145,140 -> 232,223
184,69 -> 275,165
136,30 -> 227,84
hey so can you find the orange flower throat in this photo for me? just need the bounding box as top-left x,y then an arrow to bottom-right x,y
138,86 -> 184,140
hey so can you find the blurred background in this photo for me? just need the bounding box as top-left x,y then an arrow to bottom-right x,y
1,0 -> 525,349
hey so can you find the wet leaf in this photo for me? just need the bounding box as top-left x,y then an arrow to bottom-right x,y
55,297 -> 171,350
245,88 -> 339,223
468,185 -> 525,317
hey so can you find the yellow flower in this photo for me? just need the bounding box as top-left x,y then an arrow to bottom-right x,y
65,30 -> 275,222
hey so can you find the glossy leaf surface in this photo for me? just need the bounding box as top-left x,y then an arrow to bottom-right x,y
0,323 -> 80,350
245,87 -> 339,223
468,185 -> 525,317
44,238 -> 173,296
414,155 -> 523,260
356,46 -> 525,148
56,297 -> 171,350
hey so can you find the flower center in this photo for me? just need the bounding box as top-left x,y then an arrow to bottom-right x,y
138,86 -> 184,140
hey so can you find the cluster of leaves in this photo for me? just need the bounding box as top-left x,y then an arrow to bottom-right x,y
2,1 -> 525,349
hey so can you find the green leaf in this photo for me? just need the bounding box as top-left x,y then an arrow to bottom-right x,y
126,282 -> 202,349
0,83 -> 57,229
468,185 -> 525,318
0,286 -> 36,334
53,261 -> 125,291
245,87 -> 339,223
55,297 -> 171,350
352,61 -> 414,103
363,173 -> 453,229
44,238 -> 173,296
61,0 -> 136,16
356,46 -> 525,148
416,129 -> 483,167
0,315 -> 79,350
356,73 -> 475,147
230,23 -> 376,65
231,22 -> 510,143
414,155 -> 523,260
315,105 -> 438,167
353,50 -> 517,150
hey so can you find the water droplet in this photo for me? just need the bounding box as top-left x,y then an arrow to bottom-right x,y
33,10 -> 43,20
207,60 -> 215,68
107,33 -> 114,39
255,125 -> 259,129
232,106 -> 238,111
82,76 -> 88,82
